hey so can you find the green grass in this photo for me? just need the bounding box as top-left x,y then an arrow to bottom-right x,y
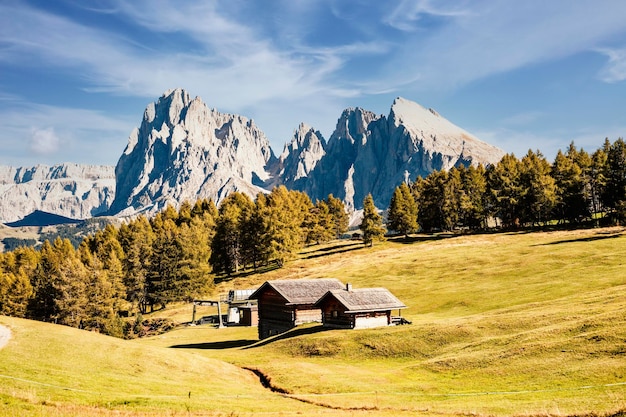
1,227 -> 626,416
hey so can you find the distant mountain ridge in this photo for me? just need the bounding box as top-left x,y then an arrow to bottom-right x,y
1,89 -> 504,224
0,164 -> 115,224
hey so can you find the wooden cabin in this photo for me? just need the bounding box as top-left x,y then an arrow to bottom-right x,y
314,284 -> 406,329
249,278 -> 345,339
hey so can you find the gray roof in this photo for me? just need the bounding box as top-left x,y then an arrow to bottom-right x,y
249,278 -> 345,305
315,288 -> 406,313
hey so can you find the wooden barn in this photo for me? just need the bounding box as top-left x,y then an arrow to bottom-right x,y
249,278 -> 345,339
314,284 -> 406,329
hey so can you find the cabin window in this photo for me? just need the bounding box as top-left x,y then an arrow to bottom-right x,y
332,310 -> 339,318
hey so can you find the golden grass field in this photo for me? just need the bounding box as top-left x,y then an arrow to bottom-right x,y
1,227 -> 625,416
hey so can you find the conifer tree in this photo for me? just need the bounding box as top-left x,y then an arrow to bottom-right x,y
118,215 -> 154,314
552,144 -> 589,224
326,194 -> 349,238
520,150 -> 557,226
240,193 -> 272,270
487,154 -> 523,228
264,187 -> 311,266
303,200 -> 335,245
458,165 -> 488,229
210,192 -> 254,275
603,138 -> 626,222
360,194 -> 386,246
387,182 -> 418,238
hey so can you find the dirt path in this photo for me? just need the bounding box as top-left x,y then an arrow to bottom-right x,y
0,324 -> 10,350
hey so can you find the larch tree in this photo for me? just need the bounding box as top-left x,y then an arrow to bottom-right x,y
210,192 -> 254,275
326,194 -> 349,239
118,215 -> 154,314
520,150 -> 557,226
602,138 -> 626,222
360,194 -> 386,246
387,182 -> 418,238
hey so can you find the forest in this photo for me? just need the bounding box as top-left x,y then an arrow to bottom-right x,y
0,137 -> 624,338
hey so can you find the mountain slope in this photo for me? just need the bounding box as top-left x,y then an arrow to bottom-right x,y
290,98 -> 504,210
0,164 -> 115,224
108,88 -> 276,217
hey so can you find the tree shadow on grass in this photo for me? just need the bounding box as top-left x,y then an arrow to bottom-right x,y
243,325 -> 330,349
170,339 -> 257,350
169,325 -> 330,351
304,244 -> 363,259
535,232 -> 624,246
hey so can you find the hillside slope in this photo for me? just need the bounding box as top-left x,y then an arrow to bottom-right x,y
145,227 -> 626,416
0,316 -> 319,416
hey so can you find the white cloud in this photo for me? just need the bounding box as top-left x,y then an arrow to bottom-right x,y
597,47 -> 626,83
384,0 -> 470,32
30,127 -> 61,154
1,100 -> 135,166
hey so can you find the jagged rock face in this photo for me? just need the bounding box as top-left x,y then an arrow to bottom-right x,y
108,88 -> 275,216
0,164 -> 115,223
295,97 -> 505,210
270,123 -> 326,190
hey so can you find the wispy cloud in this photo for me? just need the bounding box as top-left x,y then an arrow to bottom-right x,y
384,0 -> 470,32
597,47 -> 626,83
1,1 -> 626,166
2,100 -> 135,166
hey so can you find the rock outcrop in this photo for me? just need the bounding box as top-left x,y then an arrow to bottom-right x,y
0,164 -> 115,223
108,88 -> 276,217
287,97 -> 505,210
269,123 -> 326,190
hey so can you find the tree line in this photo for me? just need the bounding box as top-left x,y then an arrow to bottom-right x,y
386,139 -> 626,234
0,188 -> 348,337
1,138 -> 624,337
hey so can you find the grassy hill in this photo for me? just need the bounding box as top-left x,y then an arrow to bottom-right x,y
1,227 -> 625,416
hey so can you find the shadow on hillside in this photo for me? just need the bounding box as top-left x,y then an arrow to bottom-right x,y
214,261 -> 282,284
304,242 -> 363,259
536,232 -> 624,246
387,233 -> 457,244
170,339 -> 257,350
243,325 -> 330,349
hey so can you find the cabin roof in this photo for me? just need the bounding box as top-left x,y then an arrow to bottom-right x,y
315,288 -> 406,313
249,278 -> 344,305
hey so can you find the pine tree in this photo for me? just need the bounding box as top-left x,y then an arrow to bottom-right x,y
551,144 -> 589,224
210,192 -> 254,275
604,138 -> 626,222
520,150 -> 557,226
360,194 -> 386,246
387,182 -> 418,238
487,154 -> 523,228
264,187 -> 311,266
303,200 -> 335,245
118,215 -> 154,314
326,194 -> 349,239
458,165 -> 488,229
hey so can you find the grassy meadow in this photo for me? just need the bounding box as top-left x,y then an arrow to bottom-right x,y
1,226 -> 625,416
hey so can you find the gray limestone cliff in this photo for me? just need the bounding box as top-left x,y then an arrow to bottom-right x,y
0,164 -> 115,223
108,88 -> 276,216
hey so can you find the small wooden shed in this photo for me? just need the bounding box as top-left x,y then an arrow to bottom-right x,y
314,284 -> 406,329
249,278 -> 345,339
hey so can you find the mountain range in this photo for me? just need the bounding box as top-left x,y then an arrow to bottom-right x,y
0,89 -> 504,224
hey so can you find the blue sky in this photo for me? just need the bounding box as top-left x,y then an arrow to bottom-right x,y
2,0 -> 626,167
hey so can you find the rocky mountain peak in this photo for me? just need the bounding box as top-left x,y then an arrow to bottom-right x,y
274,123 -> 326,188
330,107 -> 379,146
108,89 -> 275,217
